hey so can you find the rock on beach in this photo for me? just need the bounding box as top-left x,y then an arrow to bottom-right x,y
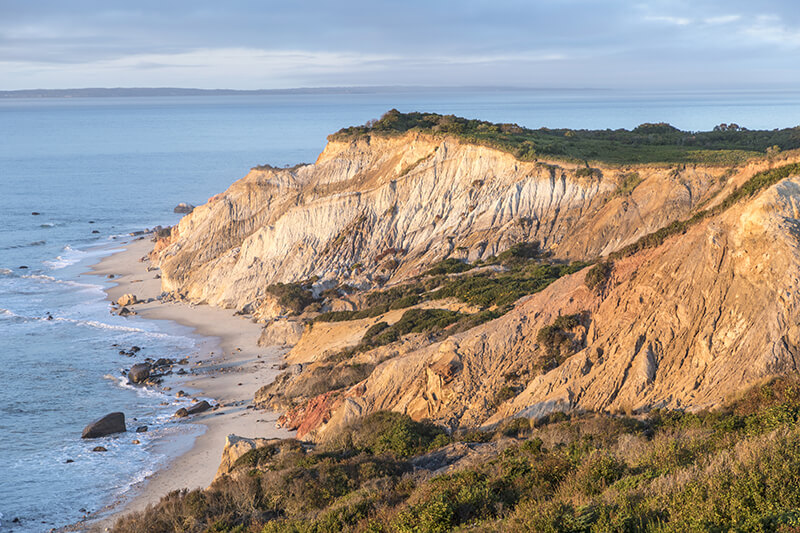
81,412 -> 126,439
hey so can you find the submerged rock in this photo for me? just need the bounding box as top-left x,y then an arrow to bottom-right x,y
92,446 -> 108,452
81,412 -> 126,438
128,363 -> 151,384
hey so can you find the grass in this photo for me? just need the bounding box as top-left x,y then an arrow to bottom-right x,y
113,376 -> 800,533
329,110 -> 800,165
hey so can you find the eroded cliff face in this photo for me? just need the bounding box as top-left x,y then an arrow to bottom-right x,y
153,133 -> 729,315
268,172 -> 800,441
153,131 -> 800,442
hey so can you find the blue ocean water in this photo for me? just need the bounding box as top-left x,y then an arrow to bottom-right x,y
1,88 -> 800,531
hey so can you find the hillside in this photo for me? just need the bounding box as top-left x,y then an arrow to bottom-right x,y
131,111 -> 800,531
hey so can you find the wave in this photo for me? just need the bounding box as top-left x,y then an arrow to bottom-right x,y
45,244 -> 88,270
0,268 -> 12,275
0,240 -> 47,251
21,273 -> 99,290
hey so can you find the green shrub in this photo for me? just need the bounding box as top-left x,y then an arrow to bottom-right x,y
584,260 -> 613,292
345,411 -> 449,457
329,110 -> 800,165
615,171 -> 643,196
265,282 -> 317,315
425,258 -> 472,275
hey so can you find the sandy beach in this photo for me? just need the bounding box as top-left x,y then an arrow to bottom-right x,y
82,236 -> 293,530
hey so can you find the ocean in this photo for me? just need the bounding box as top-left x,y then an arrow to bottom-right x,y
1,88 -> 800,531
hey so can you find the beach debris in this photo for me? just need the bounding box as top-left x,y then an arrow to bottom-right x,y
175,400 -> 212,418
128,363 -> 151,384
91,446 -> 108,452
117,293 -> 139,307
136,426 -> 148,433
173,202 -> 195,214
81,412 -> 126,439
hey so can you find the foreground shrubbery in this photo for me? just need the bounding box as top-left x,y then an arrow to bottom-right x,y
115,376 -> 800,532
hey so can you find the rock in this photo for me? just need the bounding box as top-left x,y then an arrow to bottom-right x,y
92,446 -> 108,452
258,319 -> 306,346
176,390 -> 186,397
131,346 -> 141,353
81,412 -> 126,438
117,294 -> 139,306
173,202 -> 196,214
132,439 -> 140,445
154,357 -> 173,367
107,274 -> 115,279
117,307 -> 135,316
65,459 -> 74,463
128,363 -> 151,384
91,230 -> 99,234
175,400 -> 211,418
18,265 -> 28,269
136,425 -> 148,432
214,434 -> 278,479
31,212 -> 40,215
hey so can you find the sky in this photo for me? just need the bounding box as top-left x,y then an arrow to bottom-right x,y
1,0 -> 799,90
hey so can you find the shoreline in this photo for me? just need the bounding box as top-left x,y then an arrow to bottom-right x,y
81,237 -> 293,530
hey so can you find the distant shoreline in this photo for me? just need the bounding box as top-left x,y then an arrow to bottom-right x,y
0,86 -> 606,99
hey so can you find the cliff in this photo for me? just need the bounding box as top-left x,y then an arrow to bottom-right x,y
151,118 -> 800,442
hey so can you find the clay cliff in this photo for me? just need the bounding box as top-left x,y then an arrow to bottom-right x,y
154,133 -> 730,315
151,121 -> 800,442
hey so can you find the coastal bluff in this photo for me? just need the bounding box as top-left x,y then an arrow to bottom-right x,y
148,115 -> 800,441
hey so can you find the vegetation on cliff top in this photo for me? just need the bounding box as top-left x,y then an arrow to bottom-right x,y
114,376 -> 800,532
329,109 -> 800,165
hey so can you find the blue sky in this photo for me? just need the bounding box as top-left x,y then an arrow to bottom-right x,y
1,0 -> 799,90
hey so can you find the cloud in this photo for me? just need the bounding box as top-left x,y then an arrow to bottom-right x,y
742,14 -> 800,47
644,15 -> 692,26
0,47 -> 571,89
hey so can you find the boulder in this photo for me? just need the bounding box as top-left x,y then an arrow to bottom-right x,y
128,363 -> 151,384
175,400 -> 211,418
215,435 -> 278,479
117,294 -> 139,307
81,412 -> 126,438
173,203 -> 195,214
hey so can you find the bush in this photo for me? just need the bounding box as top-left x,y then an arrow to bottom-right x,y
265,282 -> 317,315
344,411 -> 449,457
328,110 -> 800,165
425,258 -> 472,275
584,260 -> 613,293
